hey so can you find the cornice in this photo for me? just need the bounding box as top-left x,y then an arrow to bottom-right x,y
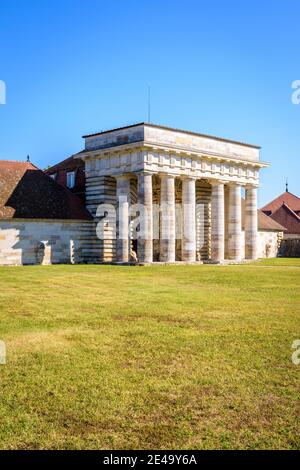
74,141 -> 269,169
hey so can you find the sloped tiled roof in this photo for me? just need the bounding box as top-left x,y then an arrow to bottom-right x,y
0,160 -> 92,220
269,203 -> 300,234
280,203 -> 300,221
44,155 -> 86,200
45,155 -> 84,173
261,191 -> 300,213
257,209 -> 286,231
241,199 -> 286,231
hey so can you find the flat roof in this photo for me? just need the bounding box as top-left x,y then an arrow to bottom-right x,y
82,122 -> 261,150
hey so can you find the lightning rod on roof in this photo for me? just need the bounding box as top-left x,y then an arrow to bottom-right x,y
286,177 -> 288,192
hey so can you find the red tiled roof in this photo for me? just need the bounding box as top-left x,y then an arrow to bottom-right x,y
45,155 -> 84,173
45,156 -> 86,200
261,191 -> 300,214
269,203 -> 300,234
0,160 -> 92,220
257,209 -> 286,231
241,199 -> 286,231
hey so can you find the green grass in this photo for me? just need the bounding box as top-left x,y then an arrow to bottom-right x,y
0,259 -> 299,449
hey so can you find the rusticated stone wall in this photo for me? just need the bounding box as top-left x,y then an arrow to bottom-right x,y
196,181 -> 211,261
0,219 -> 93,265
85,175 -> 117,262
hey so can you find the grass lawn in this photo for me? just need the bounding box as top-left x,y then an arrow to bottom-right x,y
0,259 -> 299,450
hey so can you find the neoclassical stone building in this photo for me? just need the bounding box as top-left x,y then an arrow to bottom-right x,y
1,123 -> 286,265
74,122 -> 269,264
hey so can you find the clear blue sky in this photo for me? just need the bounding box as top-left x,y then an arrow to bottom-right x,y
0,0 -> 299,206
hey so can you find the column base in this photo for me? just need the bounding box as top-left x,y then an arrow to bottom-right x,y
95,259 -> 254,266
206,258 -> 254,265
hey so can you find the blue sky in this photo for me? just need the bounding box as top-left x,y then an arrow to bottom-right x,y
0,0 -> 299,206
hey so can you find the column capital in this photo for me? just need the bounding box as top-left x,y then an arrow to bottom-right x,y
180,175 -> 197,181
136,170 -> 154,178
226,182 -> 242,188
158,172 -> 176,179
244,183 -> 259,190
115,173 -> 132,181
210,179 -> 225,187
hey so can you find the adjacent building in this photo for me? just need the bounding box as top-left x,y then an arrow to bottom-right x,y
261,189 -> 300,257
0,160 -> 92,265
261,190 -> 300,236
45,155 -> 86,201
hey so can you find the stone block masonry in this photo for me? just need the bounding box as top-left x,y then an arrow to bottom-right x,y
0,220 -> 94,265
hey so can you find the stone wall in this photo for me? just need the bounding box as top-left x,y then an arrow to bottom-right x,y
83,123 -> 260,162
279,237 -> 300,257
85,124 -> 144,151
0,219 -> 94,266
257,230 -> 283,258
0,218 -> 284,266
196,181 -> 211,260
85,175 -> 117,262
144,125 -> 259,162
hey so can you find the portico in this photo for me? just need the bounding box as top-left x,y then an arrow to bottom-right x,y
76,123 -> 267,264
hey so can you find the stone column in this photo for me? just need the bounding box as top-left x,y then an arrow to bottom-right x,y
116,175 -> 131,263
211,181 -> 225,262
228,183 -> 243,261
182,177 -> 196,262
224,186 -> 230,259
245,186 -> 258,259
137,172 -> 153,263
160,173 -> 176,262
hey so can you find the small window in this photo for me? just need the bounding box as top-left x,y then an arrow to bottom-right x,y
66,171 -> 75,189
49,173 -> 57,180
